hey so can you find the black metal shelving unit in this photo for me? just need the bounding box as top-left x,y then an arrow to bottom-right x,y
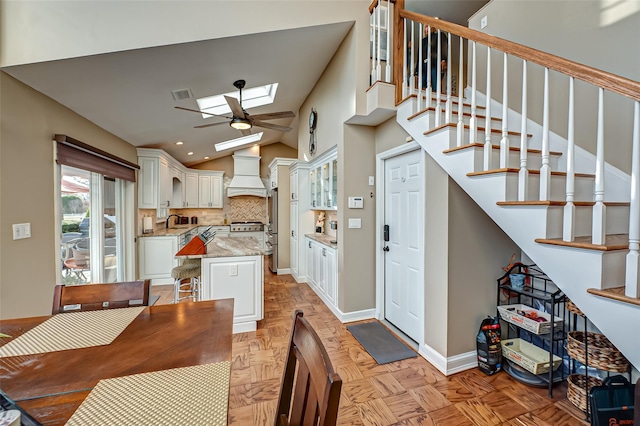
496,263 -> 568,398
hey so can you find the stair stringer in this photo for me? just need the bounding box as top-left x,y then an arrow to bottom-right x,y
396,97 -> 640,370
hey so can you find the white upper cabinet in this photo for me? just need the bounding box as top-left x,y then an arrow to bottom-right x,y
268,158 -> 296,191
137,148 -> 224,212
198,172 -> 224,208
183,172 -> 199,208
309,146 -> 337,210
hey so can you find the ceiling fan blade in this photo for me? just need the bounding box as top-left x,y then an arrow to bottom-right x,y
249,111 -> 295,120
194,121 -> 230,129
252,120 -> 292,132
174,106 -> 232,120
224,95 -> 245,118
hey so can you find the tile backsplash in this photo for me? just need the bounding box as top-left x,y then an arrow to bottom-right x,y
229,196 -> 268,223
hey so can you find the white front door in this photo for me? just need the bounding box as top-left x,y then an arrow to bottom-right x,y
384,149 -> 424,343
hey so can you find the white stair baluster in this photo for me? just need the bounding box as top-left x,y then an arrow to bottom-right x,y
626,101 -> 640,298
470,41 -> 478,145
592,87 -> 606,245
539,67 -> 551,200
499,52 -> 509,168
563,77 -> 576,242
376,0 -> 381,81
402,18 -> 408,98
435,29 -> 442,126
483,47 -> 492,171
518,60 -> 529,201
371,13 -> 376,86
417,23 -> 424,111
385,1 -> 391,82
456,36 -> 464,147
426,25 -> 432,109
409,21 -> 415,98
445,32 -> 452,124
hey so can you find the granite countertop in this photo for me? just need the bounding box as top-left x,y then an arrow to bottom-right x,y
305,233 -> 338,249
177,236 -> 263,259
139,223 -> 229,237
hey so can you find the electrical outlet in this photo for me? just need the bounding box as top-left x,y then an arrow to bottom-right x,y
229,264 -> 238,276
480,16 -> 488,29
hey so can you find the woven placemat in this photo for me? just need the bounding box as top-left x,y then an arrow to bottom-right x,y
65,361 -> 231,426
0,307 -> 145,358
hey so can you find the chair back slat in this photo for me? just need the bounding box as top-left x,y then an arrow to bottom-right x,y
52,280 -> 150,314
275,310 -> 342,426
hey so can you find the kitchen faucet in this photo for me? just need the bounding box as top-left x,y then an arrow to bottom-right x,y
165,214 -> 181,228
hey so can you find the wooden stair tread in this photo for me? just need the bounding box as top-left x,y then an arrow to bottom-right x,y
535,234 -> 629,251
444,142 -> 562,156
497,200 -> 630,207
587,287 -> 640,306
420,93 -> 487,109
467,168 -> 595,178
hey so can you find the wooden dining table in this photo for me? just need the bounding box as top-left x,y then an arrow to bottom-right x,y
0,299 -> 234,425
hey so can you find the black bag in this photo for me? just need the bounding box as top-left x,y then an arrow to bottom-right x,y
589,375 -> 635,426
476,316 -> 501,376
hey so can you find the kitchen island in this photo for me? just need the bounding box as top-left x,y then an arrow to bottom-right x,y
178,236 -> 264,333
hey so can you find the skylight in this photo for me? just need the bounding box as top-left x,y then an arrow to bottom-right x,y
215,132 -> 264,152
197,83 -> 279,118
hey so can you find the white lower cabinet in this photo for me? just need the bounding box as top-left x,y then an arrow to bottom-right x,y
138,236 -> 179,285
201,255 -> 264,333
304,237 -> 337,310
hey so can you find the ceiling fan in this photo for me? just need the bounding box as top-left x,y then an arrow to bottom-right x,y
175,79 -> 295,136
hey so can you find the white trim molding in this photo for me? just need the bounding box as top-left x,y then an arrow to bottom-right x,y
419,343 -> 477,376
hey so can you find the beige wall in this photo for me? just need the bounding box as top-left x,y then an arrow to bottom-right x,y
468,1 -> 639,173
375,116 -> 411,154
296,20 -> 376,314
446,179 -> 519,356
339,125 -> 376,312
0,72 -> 137,319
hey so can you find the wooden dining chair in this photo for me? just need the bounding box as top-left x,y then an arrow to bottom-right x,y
52,280 -> 151,314
275,310 -> 342,426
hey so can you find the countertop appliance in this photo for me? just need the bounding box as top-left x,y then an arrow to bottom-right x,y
268,188 -> 278,273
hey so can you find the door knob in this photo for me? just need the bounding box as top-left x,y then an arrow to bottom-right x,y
383,246 -> 390,252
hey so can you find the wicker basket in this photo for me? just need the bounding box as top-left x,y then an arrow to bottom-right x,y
566,299 -> 585,317
566,331 -> 629,372
567,374 -> 603,412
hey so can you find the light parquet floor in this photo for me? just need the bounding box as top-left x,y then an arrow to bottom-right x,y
152,260 -> 588,426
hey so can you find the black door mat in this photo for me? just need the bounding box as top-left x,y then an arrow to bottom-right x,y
347,321 -> 417,365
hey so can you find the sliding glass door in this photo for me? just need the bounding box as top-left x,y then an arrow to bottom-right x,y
60,165 -> 127,284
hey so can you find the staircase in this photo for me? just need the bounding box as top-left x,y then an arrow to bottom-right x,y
395,90 -> 640,370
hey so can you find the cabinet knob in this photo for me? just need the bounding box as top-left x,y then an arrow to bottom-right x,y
309,242 -> 312,248
291,231 -> 294,237
323,248 -> 326,256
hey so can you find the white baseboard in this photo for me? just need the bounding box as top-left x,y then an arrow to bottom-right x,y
277,267 -> 291,275
150,277 -> 175,286
233,321 -> 257,334
307,283 -> 375,323
419,343 -> 477,376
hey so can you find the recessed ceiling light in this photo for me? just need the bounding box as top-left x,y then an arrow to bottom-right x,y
215,132 -> 264,152
204,156 -> 210,160
187,152 -> 193,156
176,141 -> 184,145
197,83 -> 278,118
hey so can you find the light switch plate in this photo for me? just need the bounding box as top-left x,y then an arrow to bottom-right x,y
348,218 -> 362,229
480,16 -> 488,29
368,176 -> 374,186
12,223 -> 31,240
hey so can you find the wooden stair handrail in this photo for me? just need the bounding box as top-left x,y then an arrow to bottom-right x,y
395,9 -> 640,103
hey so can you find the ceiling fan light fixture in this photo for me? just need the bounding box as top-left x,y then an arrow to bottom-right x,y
230,117 -> 252,130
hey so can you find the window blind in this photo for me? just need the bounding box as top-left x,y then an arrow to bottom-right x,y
55,134 -> 139,182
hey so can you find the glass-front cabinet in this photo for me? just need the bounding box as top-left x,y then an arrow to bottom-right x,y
309,146 -> 337,210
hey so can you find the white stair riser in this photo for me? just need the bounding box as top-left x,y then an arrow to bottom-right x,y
464,146 -> 560,172
545,205 -> 630,238
459,129 -> 528,151
497,172 -> 594,202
